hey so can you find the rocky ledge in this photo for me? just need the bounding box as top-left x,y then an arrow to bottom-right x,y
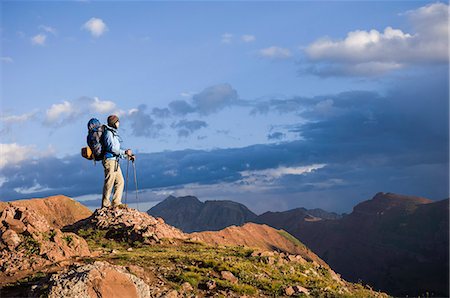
0,206 -> 90,280
65,206 -> 186,244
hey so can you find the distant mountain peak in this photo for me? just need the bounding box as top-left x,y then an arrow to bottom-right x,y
372,192 -> 430,202
353,192 -> 433,216
166,195 -> 200,202
148,195 -> 257,232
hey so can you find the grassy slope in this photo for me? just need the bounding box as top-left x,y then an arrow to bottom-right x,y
0,227 -> 390,297
76,228 -> 389,298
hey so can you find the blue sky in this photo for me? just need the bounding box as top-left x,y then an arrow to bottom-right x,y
1,1 -> 448,214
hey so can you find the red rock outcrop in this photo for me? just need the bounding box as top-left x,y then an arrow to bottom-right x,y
0,205 -> 90,284
47,261 -> 151,298
67,206 -> 186,244
0,195 -> 92,229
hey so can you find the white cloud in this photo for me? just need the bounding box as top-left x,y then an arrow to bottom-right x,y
14,181 -> 52,194
180,92 -> 195,98
115,108 -> 139,118
241,34 -> 256,42
43,97 -> 119,126
1,57 -> 13,63
44,100 -> 77,125
221,33 -> 233,44
405,2 -> 448,38
31,34 -> 46,46
239,164 -> 326,184
303,2 -> 449,76
39,25 -> 57,35
306,27 -> 413,63
90,97 -> 116,113
1,110 -> 38,124
259,46 -> 292,59
0,143 -> 36,168
0,176 -> 7,187
82,17 -> 108,37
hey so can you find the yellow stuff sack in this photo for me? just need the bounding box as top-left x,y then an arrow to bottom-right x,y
81,146 -> 94,160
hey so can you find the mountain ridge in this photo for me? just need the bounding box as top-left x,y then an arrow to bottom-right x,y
0,195 -> 92,229
148,195 -> 258,232
148,195 -> 339,233
145,191 -> 449,297
0,195 -> 388,298
293,193 -> 449,297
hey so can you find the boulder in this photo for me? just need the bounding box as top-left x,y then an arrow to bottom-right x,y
1,229 -> 21,249
293,285 -> 310,295
181,281 -> 193,292
221,270 -> 238,284
67,206 -> 186,244
285,286 -> 295,296
47,261 -> 150,298
206,280 -> 216,290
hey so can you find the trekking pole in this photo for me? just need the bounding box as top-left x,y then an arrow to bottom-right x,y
125,157 -> 130,206
132,156 -> 139,211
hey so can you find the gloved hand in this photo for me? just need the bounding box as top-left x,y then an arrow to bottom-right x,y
130,155 -> 136,162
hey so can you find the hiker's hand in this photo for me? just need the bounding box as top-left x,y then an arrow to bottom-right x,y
125,149 -> 133,156
130,155 -> 136,162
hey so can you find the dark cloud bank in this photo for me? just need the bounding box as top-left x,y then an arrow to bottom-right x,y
0,70 -> 448,213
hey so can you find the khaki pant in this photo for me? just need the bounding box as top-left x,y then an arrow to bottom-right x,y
102,158 -> 124,208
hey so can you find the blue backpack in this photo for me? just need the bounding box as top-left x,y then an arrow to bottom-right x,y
82,118 -> 107,161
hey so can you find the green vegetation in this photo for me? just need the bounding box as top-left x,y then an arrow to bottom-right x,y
77,228 -> 123,250
277,229 -> 307,248
77,228 -> 388,297
49,230 -> 57,242
63,235 -> 73,246
18,235 -> 41,256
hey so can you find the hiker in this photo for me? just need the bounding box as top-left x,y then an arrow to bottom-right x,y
102,115 -> 135,208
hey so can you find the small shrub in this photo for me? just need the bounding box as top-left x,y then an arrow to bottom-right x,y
180,271 -> 202,287
18,235 -> 41,256
49,230 -> 57,241
63,235 -> 73,245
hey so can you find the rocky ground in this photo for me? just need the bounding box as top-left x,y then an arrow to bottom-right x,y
64,206 -> 186,244
0,201 -> 390,298
0,205 -> 90,284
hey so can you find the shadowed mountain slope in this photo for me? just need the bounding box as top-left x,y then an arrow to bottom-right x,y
252,207 -> 341,231
148,195 -> 258,232
148,195 -> 338,233
146,192 -> 449,297
293,192 -> 449,297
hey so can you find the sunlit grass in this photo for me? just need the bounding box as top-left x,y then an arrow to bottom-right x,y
76,228 -> 389,297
